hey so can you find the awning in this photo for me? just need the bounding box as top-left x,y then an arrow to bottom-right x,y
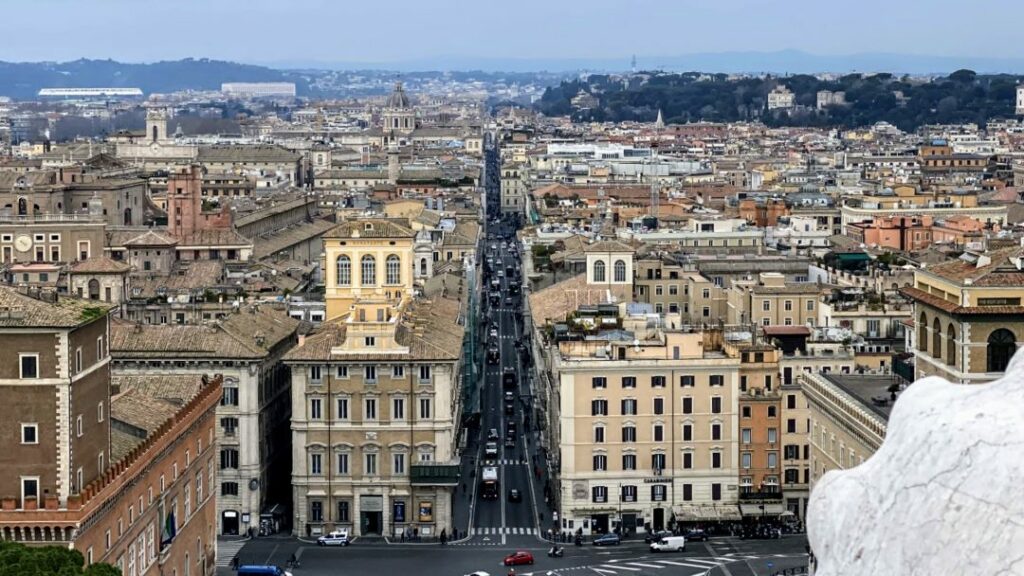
674,504 -> 742,522
740,503 -> 786,516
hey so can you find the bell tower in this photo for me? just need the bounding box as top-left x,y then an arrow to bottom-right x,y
146,107 -> 168,143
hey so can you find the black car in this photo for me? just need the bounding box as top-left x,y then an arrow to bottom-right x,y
644,530 -> 673,544
504,402 -> 514,414
684,529 -> 709,542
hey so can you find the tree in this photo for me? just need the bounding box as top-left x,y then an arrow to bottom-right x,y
0,542 -> 120,576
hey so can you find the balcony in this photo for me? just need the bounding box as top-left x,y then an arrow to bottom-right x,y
410,463 -> 460,486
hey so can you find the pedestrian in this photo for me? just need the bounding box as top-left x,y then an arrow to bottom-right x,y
413,527 -> 419,541
441,528 -> 447,545
400,530 -> 406,543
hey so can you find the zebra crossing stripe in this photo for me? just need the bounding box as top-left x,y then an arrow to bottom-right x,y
625,563 -> 664,569
687,559 -> 724,566
656,560 -> 716,569
601,564 -> 641,572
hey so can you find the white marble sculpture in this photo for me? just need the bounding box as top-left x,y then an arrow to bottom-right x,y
807,351 -> 1024,575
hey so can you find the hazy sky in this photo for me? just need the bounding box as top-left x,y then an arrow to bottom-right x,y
6,0 -> 1020,64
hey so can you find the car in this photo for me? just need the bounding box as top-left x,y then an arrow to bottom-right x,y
508,489 -> 522,502
504,402 -> 514,415
503,551 -> 534,566
644,530 -> 673,544
650,535 -> 687,553
316,530 -> 350,546
464,572 -> 490,576
506,423 -> 517,437
504,297 -> 513,305
504,391 -> 514,401
489,327 -> 498,338
484,442 -> 498,457
497,270 -> 505,278
487,429 -> 500,441
504,437 -> 515,449
593,533 -> 621,546
684,528 -> 709,542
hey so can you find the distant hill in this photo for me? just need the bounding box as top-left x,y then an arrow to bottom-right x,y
0,58 -> 306,99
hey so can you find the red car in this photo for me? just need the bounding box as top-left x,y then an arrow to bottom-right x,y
503,551 -> 534,566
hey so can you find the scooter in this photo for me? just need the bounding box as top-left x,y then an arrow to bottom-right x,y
547,547 -> 564,558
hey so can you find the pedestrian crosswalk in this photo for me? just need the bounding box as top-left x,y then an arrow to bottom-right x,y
469,526 -> 537,535
517,553 -> 806,576
215,538 -> 248,567
489,458 -> 527,465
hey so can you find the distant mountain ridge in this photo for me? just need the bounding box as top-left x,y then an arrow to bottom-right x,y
0,58 -> 300,99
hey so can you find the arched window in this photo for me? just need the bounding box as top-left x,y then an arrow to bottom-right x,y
987,328 -> 1016,373
361,255 -> 376,286
152,125 -> 159,142
932,318 -> 942,361
918,312 -> 928,352
593,260 -> 606,283
336,255 -> 351,286
17,197 -> 26,216
613,259 -> 627,283
87,279 -> 100,300
419,258 -> 427,276
386,255 -> 401,285
946,324 -> 957,369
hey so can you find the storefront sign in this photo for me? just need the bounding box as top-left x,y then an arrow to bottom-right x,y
393,501 -> 406,523
642,477 -> 673,484
572,482 -> 588,500
241,513 -> 250,523
361,495 -> 383,512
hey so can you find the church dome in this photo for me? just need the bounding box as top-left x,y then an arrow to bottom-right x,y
386,81 -> 411,109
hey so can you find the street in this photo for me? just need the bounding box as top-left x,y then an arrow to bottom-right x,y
220,533 -> 808,576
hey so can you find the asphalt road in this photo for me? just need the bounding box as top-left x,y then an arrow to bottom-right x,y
219,533 -> 808,576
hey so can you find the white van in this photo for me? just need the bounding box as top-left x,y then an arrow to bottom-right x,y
650,535 -> 686,552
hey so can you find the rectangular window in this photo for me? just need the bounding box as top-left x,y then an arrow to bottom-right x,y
311,453 -> 324,475
651,484 -> 667,502
593,454 -> 607,471
784,300 -> 793,311
392,397 -> 405,420
683,452 -> 693,469
364,453 -> 378,476
622,454 -> 636,470
621,376 -> 636,388
711,452 -> 722,469
807,300 -> 815,311
742,406 -> 751,418
768,452 -> 778,469
621,485 -> 637,502
220,448 -> 238,470
768,406 -> 777,418
683,484 -> 693,501
419,365 -> 431,382
337,453 -> 349,475
97,401 -> 104,423
651,375 -> 666,388
221,386 -> 239,406
337,501 -> 350,523
653,425 -> 664,442
310,398 -> 322,420
711,423 -> 721,441
621,426 -> 636,442
337,398 -> 349,420
742,428 -> 751,444
621,399 -> 637,415
762,300 -> 771,311
392,365 -> 405,378
310,501 -> 324,522
682,397 -> 693,414
787,419 -> 797,434
365,398 -> 377,420
653,397 -> 664,415
787,394 -> 797,409
594,426 -> 605,443
21,423 -> 38,444
680,375 -> 695,387
712,483 -> 722,501
709,374 -> 724,387
336,365 -> 349,378
419,398 -> 431,419
711,396 -> 722,414
19,354 -> 39,379
591,399 -> 608,416
309,365 -> 322,382
592,376 -> 607,389
365,366 -> 377,383
76,415 -> 83,438
683,424 -> 692,442
221,482 -> 238,496
592,486 -> 608,503
742,452 -> 751,469
768,428 -> 778,444
393,453 -> 406,476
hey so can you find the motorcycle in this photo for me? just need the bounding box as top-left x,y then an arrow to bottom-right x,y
547,547 -> 563,558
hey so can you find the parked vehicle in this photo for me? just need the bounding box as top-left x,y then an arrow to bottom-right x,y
593,533 -> 621,546
508,489 -> 522,502
485,442 -> 498,457
316,530 -> 350,546
488,429 -> 500,440
503,551 -> 534,566
238,566 -> 292,576
650,535 -> 687,553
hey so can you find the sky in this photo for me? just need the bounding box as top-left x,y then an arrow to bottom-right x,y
5,0 -> 1022,66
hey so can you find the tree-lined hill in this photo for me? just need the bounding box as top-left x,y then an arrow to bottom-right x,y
538,70 -> 1020,130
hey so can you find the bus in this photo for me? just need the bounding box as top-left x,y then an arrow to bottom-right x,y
480,466 -> 499,499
